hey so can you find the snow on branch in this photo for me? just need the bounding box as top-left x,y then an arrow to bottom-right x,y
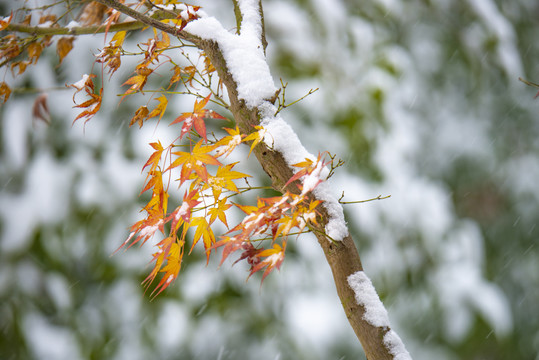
184,0 -> 348,241
348,271 -> 412,360
184,0 -> 277,109
259,103 -> 348,240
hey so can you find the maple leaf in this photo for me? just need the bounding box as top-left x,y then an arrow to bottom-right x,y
130,105 -> 149,128
110,30 -> 126,47
72,89 -> 102,125
170,94 -> 227,141
69,74 -> 102,126
235,203 -> 259,215
169,65 -> 197,89
212,236 -> 246,266
141,170 -> 168,215
10,60 -> 31,76
78,1 -> 107,26
27,41 -> 43,64
142,141 -> 165,176
243,126 -> 266,157
167,189 -> 200,231
208,198 -> 232,227
147,95 -> 168,123
249,242 -> 286,282
32,93 -> 50,124
0,12 -> 13,31
285,153 -> 328,195
119,216 -> 165,252
233,241 -> 262,267
150,240 -> 184,297
0,82 -> 11,104
205,162 -> 250,199
143,31 -> 170,65
167,140 -> 221,184
1,34 -> 22,61
96,31 -> 125,75
202,54 -> 216,75
57,36 -> 75,64
122,65 -> 153,97
214,126 -> 244,158
190,216 -> 216,263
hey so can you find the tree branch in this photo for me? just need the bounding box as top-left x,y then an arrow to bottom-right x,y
6,21 -> 145,37
92,0 -> 199,43
5,1 -> 408,357
194,8 -> 403,360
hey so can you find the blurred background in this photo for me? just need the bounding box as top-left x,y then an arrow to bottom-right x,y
1,0 -> 538,359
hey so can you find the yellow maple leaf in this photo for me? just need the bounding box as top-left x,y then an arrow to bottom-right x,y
190,217 -> 215,263
167,140 -> 221,184
243,126 -> 266,157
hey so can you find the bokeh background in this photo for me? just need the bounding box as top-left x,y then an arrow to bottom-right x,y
1,0 -> 538,359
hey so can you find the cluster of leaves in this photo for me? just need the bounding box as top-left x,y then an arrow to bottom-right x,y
116,90 -> 327,296
0,2 -> 116,103
1,0 -> 328,297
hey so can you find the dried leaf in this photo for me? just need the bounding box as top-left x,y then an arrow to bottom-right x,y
27,42 -> 43,64
78,1 -> 107,26
0,82 -> 11,104
10,60 -> 31,75
130,105 -> 149,128
32,93 -> 50,124
57,37 -> 75,64
0,13 -> 13,31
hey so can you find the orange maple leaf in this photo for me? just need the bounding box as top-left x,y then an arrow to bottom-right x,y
142,141 -> 165,176
167,189 -> 200,230
170,94 -> 227,141
0,12 -> 13,31
68,74 -> 103,125
212,236 -> 247,266
249,242 -> 286,282
73,89 -> 102,125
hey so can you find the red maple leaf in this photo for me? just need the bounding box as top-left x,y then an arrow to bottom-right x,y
170,94 -> 226,141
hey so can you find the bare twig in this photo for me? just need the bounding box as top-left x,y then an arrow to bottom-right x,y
339,192 -> 392,204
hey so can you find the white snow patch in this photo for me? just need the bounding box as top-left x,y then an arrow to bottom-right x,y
184,0 -> 277,109
71,74 -> 90,91
384,330 -> 412,360
347,271 -> 390,327
66,20 -> 80,30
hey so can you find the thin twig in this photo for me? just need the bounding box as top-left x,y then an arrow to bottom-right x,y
338,193 -> 391,204
518,77 -> 539,88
